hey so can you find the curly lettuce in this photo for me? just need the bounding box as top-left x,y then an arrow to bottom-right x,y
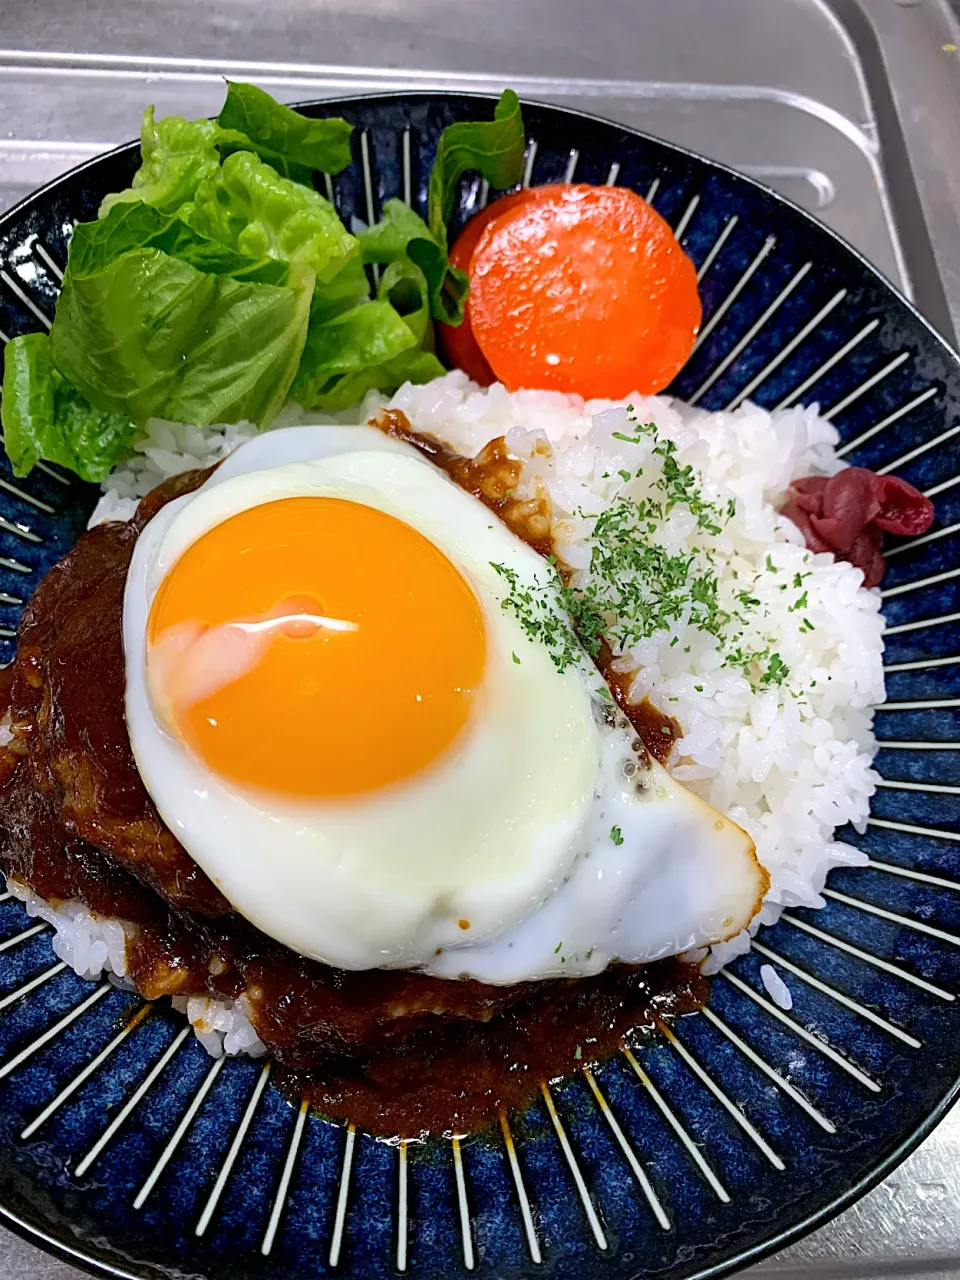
1,332 -> 137,482
1,84 -> 527,480
99,109 -> 225,217
50,249 -> 314,428
101,86 -> 354,218
70,200 -> 289,285
188,151 -> 357,284
217,81 -> 353,181
293,258 -> 443,410
357,89 -> 525,325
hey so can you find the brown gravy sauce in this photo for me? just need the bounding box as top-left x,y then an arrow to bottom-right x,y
280,960 -> 705,1136
377,407 -> 554,557
0,423 -> 703,1137
596,641 -> 681,765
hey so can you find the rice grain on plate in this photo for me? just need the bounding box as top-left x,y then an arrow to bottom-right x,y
760,963 -> 794,1010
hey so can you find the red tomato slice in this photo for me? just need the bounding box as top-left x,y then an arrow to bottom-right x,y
439,187 -> 556,385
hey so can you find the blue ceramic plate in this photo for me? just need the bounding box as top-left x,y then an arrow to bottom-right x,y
0,92 -> 957,1280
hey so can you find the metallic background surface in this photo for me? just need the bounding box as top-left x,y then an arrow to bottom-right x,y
1,0 -> 960,1274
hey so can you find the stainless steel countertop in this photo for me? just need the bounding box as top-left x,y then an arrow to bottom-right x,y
1,1 -> 960,1276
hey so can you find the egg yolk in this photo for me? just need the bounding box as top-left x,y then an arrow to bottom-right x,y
146,496 -> 487,798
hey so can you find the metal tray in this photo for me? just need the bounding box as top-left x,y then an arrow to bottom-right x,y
0,1 -> 959,1276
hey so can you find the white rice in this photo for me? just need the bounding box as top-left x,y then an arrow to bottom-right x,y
169,993 -> 267,1058
384,373 -> 880,968
759,962 -> 794,1010
5,878 -> 265,1059
40,370 -> 881,1050
7,879 -> 130,983
87,399 -> 307,527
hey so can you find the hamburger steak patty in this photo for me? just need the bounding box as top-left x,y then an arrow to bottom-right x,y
0,465 -> 703,1133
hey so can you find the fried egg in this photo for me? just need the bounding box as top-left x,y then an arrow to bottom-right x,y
123,424 -> 765,983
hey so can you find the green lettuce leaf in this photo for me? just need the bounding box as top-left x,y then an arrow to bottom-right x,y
309,348 -> 445,412
357,199 -> 431,265
357,198 -> 468,325
291,298 -> 416,407
357,201 -> 463,318
13,87 -> 524,483
50,248 -> 313,428
188,151 -> 357,284
308,251 -> 372,324
355,91 -> 523,326
70,200 -> 289,285
98,88 -> 352,221
291,253 -> 442,410
99,108 -> 224,217
377,256 -> 433,347
69,201 -> 173,273
218,81 -> 353,181
407,236 -> 469,326
1,332 -> 137,481
152,220 -> 290,284
427,89 -> 525,244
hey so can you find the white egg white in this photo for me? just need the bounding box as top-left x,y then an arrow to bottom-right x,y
124,424 -> 765,983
